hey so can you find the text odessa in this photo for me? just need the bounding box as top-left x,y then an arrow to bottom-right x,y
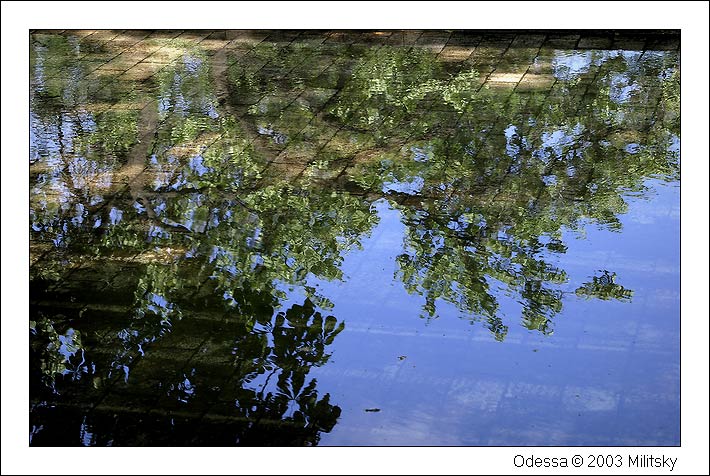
514,455 -> 568,468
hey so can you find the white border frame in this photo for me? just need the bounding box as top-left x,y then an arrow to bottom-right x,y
3,1 -> 708,474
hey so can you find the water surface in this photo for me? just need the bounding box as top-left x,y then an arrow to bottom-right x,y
29,30 -> 680,446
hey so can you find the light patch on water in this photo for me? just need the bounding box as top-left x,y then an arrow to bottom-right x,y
109,207 -> 123,225
382,176 -> 424,195
562,386 -> 619,412
610,73 -> 640,103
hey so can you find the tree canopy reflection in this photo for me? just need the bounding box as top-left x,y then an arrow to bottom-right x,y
30,33 -> 679,445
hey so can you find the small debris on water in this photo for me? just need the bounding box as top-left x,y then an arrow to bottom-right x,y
365,408 -> 381,412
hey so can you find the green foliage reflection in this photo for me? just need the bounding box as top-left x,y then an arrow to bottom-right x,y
29,32 -> 679,445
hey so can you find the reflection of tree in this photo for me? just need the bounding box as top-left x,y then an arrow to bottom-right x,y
331,46 -> 677,334
221,298 -> 344,445
29,37 -> 356,445
29,293 -> 344,446
30,33 -> 679,445
30,35 -> 678,364
30,317 -> 90,394
575,270 -> 633,302
331,47 -> 480,139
